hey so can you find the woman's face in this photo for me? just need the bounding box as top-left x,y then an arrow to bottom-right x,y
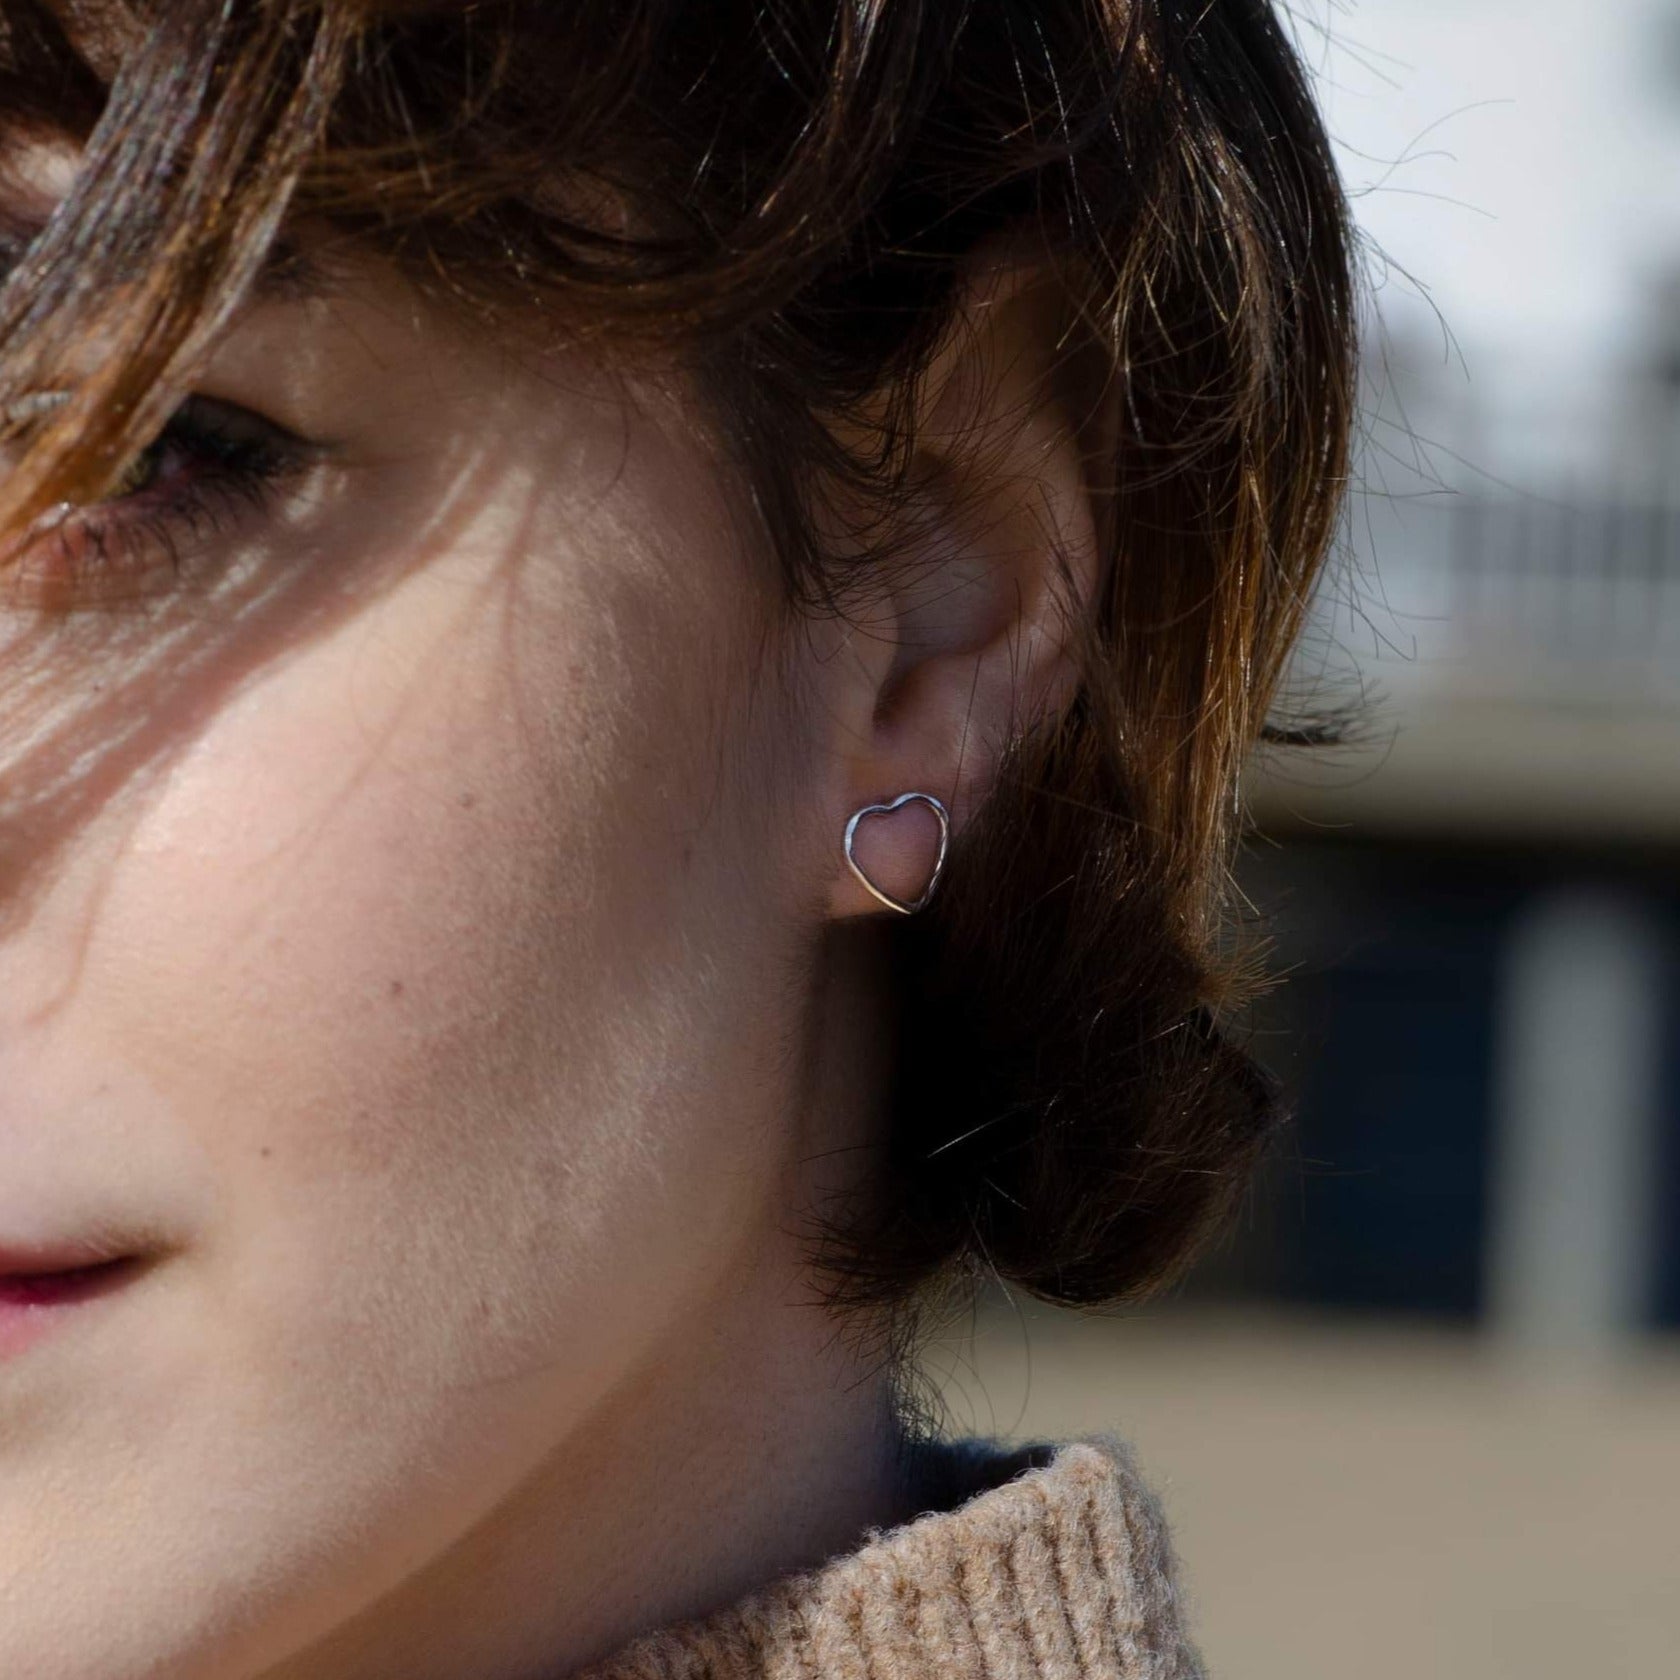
0,189 -> 875,1673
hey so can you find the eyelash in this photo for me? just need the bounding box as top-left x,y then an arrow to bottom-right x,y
8,395 -> 311,605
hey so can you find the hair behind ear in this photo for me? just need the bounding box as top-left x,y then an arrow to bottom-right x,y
816,683 -> 1283,1313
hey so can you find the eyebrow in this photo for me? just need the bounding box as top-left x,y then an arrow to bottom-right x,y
0,214 -> 333,308
249,234 -> 333,303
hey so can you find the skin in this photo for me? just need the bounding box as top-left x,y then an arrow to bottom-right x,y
0,150 -> 1099,1680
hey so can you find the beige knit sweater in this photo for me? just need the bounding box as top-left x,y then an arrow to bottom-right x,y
576,1437 -> 1206,1680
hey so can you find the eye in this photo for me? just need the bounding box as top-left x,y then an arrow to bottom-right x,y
99,394 -> 302,506
1,391 -> 317,607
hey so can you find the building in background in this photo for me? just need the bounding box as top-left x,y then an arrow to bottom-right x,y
1214,0 -> 1680,1341
929,17 -> 1680,1679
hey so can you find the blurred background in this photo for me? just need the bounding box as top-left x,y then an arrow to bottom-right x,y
929,4 -> 1680,1674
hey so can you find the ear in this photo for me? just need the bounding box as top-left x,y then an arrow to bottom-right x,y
822,253 -> 1108,921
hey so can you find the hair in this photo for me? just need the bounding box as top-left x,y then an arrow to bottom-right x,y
0,2 -> 1359,1312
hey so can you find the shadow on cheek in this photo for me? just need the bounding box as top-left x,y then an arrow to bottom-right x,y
0,425 -> 554,1008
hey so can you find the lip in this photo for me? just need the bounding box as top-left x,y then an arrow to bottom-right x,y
0,1252 -> 148,1362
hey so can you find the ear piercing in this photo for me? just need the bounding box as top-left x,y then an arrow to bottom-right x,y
842,791 -> 950,915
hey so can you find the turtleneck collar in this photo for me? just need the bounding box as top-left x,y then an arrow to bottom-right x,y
572,1436 -> 1206,1679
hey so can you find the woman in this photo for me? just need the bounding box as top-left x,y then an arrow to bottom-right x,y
0,3 -> 1356,1677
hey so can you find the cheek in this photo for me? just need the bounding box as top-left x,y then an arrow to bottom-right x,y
0,483 -> 813,1668
0,345 -> 828,1672
21,449 -> 807,1516
105,547 -> 769,1354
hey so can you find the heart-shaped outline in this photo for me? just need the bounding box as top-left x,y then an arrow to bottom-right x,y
842,791 -> 951,915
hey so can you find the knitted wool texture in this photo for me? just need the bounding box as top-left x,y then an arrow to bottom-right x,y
575,1438 -> 1206,1680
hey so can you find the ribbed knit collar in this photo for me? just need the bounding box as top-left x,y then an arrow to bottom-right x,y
575,1437 -> 1206,1680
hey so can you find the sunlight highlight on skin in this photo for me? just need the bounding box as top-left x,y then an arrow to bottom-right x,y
0,199 -> 899,1679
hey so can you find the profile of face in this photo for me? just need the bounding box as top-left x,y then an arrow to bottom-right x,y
0,134 -> 1097,1677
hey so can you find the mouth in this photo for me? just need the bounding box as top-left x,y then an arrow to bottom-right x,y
0,1254 -> 146,1307
0,1251 -> 150,1360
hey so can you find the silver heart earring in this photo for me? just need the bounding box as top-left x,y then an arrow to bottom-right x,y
842,791 -> 951,916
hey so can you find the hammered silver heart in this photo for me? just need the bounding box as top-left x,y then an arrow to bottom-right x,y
842,791 -> 950,915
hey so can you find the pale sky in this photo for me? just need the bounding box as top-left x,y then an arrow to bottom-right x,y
1306,1 -> 1680,398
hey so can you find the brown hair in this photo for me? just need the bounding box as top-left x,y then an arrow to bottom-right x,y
0,2 -> 1359,1309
